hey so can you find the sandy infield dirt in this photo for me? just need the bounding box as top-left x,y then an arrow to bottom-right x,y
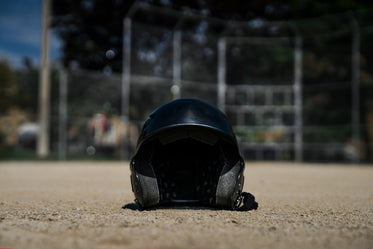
0,161 -> 372,249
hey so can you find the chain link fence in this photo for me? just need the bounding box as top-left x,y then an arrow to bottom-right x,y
1,7 -> 373,162
120,6 -> 373,162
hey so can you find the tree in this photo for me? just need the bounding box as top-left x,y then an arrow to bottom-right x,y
52,0 -> 135,72
0,59 -> 18,111
52,0 -> 373,73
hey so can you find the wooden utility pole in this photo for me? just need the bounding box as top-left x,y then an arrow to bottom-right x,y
37,0 -> 51,158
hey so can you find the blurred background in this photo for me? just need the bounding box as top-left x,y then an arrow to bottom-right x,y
1,0 -> 373,163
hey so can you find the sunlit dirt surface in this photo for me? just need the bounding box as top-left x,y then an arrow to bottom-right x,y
0,161 -> 372,249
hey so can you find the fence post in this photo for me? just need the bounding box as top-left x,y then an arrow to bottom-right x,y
294,35 -> 303,162
217,38 -> 226,112
58,70 -> 68,160
121,17 -> 132,160
172,30 -> 182,99
351,14 -> 360,163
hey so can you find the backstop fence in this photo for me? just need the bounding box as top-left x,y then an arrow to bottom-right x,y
1,5 -> 373,163
115,5 -> 373,162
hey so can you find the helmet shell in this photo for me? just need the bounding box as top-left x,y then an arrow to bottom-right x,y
130,98 -> 244,209
136,98 -> 238,151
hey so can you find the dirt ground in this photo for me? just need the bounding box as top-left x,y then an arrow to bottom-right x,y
0,161 -> 372,249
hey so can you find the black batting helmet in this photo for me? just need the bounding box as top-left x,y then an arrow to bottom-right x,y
129,98 -> 257,210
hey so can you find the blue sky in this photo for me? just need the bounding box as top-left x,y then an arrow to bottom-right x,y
0,0 -> 61,68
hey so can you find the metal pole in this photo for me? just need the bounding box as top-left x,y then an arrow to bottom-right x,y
58,70 -> 68,160
172,30 -> 182,99
217,38 -> 226,112
37,0 -> 51,158
351,14 -> 360,163
121,17 -> 132,159
294,35 -> 303,162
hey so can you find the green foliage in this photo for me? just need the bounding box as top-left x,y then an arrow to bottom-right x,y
227,43 -> 294,85
0,58 -> 42,116
234,126 -> 258,142
303,125 -> 352,143
289,0 -> 365,19
0,58 -> 61,119
0,59 -> 19,111
16,67 -> 39,114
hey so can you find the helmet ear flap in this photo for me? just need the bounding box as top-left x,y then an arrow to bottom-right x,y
215,159 -> 245,209
130,145 -> 160,208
